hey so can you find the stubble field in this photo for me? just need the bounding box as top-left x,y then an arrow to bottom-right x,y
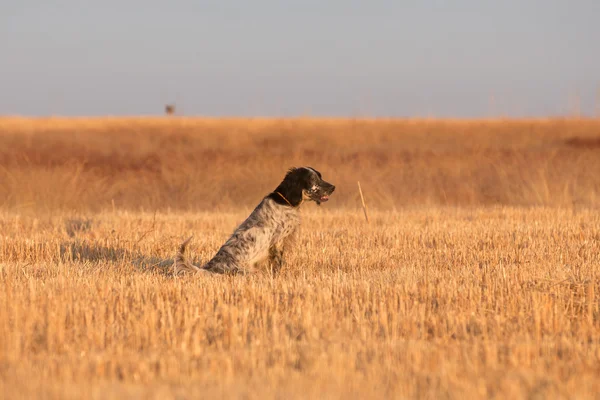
1,117 -> 599,399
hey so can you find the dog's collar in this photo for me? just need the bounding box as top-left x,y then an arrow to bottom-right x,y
275,191 -> 294,207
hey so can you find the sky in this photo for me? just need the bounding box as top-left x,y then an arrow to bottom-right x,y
1,0 -> 599,117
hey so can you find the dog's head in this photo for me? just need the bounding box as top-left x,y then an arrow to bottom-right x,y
272,167 -> 335,207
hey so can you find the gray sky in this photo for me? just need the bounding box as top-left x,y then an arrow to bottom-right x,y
2,0 -> 599,117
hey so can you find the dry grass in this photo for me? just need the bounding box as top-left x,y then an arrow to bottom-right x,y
1,117 -> 600,211
1,118 -> 600,399
2,209 -> 599,399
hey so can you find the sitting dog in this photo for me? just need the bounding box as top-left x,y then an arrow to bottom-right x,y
174,166 -> 335,275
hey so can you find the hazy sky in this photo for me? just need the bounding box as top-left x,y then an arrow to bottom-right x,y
2,1 -> 599,117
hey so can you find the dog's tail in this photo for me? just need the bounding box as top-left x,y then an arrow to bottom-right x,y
173,236 -> 203,276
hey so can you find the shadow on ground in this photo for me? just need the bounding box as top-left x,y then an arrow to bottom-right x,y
59,240 -> 174,276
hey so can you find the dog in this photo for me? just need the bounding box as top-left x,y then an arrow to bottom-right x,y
174,166 -> 335,275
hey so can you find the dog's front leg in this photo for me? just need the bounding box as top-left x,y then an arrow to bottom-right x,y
268,243 -> 285,275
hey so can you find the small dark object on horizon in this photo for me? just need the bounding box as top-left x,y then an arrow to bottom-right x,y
165,104 -> 175,115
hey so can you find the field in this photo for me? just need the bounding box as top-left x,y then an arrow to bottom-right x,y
1,117 -> 600,399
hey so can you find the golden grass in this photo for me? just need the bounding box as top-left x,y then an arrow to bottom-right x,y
1,118 -> 600,399
2,209 -> 599,399
1,117 -> 600,211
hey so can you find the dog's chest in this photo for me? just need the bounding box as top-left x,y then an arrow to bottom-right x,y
267,208 -> 299,241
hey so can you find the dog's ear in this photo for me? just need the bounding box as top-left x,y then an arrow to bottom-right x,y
272,167 -> 307,206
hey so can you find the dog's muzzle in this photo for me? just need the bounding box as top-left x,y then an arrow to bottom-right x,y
316,183 -> 335,204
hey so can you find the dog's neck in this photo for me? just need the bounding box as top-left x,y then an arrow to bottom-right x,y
268,184 -> 304,207
274,191 -> 293,207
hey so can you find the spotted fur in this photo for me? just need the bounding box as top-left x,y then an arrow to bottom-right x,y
174,167 -> 335,275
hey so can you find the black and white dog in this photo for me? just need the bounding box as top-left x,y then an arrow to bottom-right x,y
174,167 -> 335,275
